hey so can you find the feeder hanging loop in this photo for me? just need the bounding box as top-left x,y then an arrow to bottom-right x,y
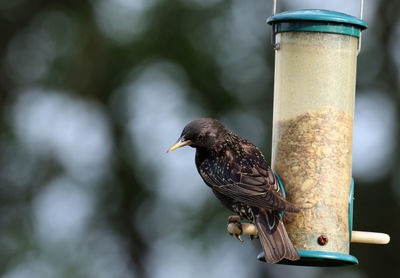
357,0 -> 364,54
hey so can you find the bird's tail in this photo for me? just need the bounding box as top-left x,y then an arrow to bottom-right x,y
255,208 -> 300,264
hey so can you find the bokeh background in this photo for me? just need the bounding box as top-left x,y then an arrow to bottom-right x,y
0,0 -> 399,277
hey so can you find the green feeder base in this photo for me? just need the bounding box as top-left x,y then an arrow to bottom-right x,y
257,250 -> 358,267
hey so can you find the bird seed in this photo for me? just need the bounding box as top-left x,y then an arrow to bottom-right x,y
272,106 -> 353,253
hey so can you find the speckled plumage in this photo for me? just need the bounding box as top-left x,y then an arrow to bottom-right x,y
168,118 -> 300,263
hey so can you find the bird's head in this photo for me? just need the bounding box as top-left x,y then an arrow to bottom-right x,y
167,118 -> 228,153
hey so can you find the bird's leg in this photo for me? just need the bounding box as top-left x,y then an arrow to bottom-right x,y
227,215 -> 244,242
249,221 -> 258,241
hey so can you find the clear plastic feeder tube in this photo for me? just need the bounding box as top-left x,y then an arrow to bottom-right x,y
270,24 -> 363,254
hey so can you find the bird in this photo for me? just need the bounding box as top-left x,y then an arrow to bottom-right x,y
167,118 -> 300,264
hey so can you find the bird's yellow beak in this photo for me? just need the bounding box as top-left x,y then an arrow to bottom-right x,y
166,138 -> 191,153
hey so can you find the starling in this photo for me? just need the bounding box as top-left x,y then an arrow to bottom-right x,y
167,118 -> 300,263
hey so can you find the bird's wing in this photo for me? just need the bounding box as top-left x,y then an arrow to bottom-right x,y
199,147 -> 298,212
203,166 -> 294,212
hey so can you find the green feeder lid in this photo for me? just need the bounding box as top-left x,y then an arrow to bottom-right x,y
267,9 -> 367,37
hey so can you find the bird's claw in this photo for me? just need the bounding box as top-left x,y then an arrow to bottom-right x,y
235,234 -> 244,242
228,216 -> 244,242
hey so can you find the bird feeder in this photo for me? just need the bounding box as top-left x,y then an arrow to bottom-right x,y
266,3 -> 392,266
228,2 -> 390,267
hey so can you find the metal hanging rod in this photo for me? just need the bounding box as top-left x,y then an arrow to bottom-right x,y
272,0 -> 364,19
